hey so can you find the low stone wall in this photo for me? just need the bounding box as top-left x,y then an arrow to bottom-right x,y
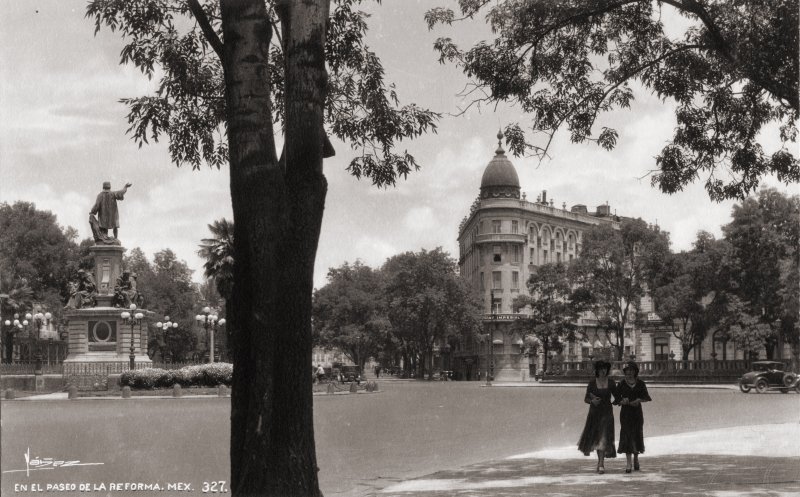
1,374 -> 65,391
541,371 -> 743,384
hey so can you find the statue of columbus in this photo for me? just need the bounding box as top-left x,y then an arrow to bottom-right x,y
90,181 -> 132,244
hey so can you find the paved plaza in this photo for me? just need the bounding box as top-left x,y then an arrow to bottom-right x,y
376,422 -> 800,497
2,381 -> 798,497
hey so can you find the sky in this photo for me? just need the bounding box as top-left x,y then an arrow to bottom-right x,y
1,0 -> 797,291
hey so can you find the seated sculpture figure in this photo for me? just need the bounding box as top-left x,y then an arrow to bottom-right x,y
113,270 -> 142,308
64,269 -> 97,309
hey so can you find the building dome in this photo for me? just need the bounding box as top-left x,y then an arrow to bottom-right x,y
480,131 -> 521,199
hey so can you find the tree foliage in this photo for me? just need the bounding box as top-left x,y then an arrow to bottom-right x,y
721,188 -> 800,360
570,218 -> 671,360
382,248 -> 482,379
0,201 -> 85,317
123,247 -> 199,360
512,262 -> 578,373
86,0 -> 439,185
198,218 -> 235,300
312,260 -> 387,369
653,232 -> 733,359
427,0 -> 799,200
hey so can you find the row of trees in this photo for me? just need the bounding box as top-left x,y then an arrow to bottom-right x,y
655,188 -> 799,363
511,189 -> 799,369
312,248 -> 482,378
307,188 -> 798,375
0,201 -> 224,363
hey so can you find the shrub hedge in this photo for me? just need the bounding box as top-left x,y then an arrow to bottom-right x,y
120,363 -> 233,389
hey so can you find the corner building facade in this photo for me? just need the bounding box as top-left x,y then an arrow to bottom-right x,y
455,134 -> 634,381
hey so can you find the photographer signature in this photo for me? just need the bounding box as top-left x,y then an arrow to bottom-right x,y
2,448 -> 104,477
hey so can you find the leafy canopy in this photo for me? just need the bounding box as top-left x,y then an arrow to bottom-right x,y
427,0 -> 799,200
312,260 -> 388,366
87,0 -> 439,187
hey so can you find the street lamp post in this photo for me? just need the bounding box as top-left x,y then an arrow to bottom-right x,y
196,307 -> 225,363
356,335 -> 362,374
155,316 -> 178,362
121,304 -> 144,370
487,289 -> 497,386
27,311 -> 51,374
6,315 -> 25,363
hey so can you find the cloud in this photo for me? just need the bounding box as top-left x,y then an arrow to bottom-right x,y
404,206 -> 437,232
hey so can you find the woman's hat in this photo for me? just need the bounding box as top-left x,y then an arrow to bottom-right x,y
593,360 -> 611,372
622,361 -> 640,375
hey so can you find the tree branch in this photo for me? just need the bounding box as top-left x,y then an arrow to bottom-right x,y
187,0 -> 224,62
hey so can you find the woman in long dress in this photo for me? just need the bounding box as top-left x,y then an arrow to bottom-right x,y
616,361 -> 651,472
577,360 -> 618,474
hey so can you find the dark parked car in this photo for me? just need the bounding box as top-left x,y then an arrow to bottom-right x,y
340,365 -> 361,383
739,361 -> 799,394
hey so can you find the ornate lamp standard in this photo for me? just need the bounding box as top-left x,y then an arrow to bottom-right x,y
26,311 -> 51,373
196,307 -> 225,363
121,304 -> 144,370
4,315 -> 24,363
155,316 -> 178,362
487,289 -> 497,386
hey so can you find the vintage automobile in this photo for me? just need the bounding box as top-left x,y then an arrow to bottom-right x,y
339,365 -> 362,384
738,361 -> 800,394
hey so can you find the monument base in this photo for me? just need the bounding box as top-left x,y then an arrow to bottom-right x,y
64,305 -> 153,390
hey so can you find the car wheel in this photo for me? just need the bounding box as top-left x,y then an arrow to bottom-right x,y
783,373 -> 797,387
779,388 -> 789,394
739,382 -> 751,393
755,379 -> 769,394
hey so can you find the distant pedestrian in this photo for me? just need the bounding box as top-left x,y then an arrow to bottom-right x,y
316,364 -> 325,383
616,361 -> 651,473
578,360 -> 618,474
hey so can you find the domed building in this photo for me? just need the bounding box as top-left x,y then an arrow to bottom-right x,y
454,132 -> 637,381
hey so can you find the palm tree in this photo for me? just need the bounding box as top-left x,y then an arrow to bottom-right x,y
198,218 -> 235,300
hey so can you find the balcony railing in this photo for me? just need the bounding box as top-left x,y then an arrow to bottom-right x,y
475,233 -> 527,245
557,358 -> 753,375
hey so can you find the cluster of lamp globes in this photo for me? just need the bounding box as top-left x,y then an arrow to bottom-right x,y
4,312 -> 52,330
196,307 -> 226,327
120,304 -> 144,322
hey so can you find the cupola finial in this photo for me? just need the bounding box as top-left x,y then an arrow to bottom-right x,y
495,129 -> 505,155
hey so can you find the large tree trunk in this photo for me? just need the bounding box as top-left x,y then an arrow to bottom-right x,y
222,0 -> 329,496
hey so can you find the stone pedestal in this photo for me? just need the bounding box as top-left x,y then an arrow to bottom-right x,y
34,374 -> 45,392
63,306 -> 153,390
90,244 -> 124,307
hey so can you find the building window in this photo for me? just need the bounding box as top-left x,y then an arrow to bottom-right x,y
654,337 -> 669,361
569,254 -> 574,261
537,236 -> 541,248
492,220 -> 502,233
480,272 -> 484,291
491,296 -> 502,314
493,245 -> 502,263
543,250 -> 548,262
479,221 -> 484,234
511,220 -> 519,233
556,252 -> 562,263
512,271 -> 519,289
512,245 -> 520,263
530,247 -> 535,262
550,239 -> 555,251
492,271 -> 502,290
